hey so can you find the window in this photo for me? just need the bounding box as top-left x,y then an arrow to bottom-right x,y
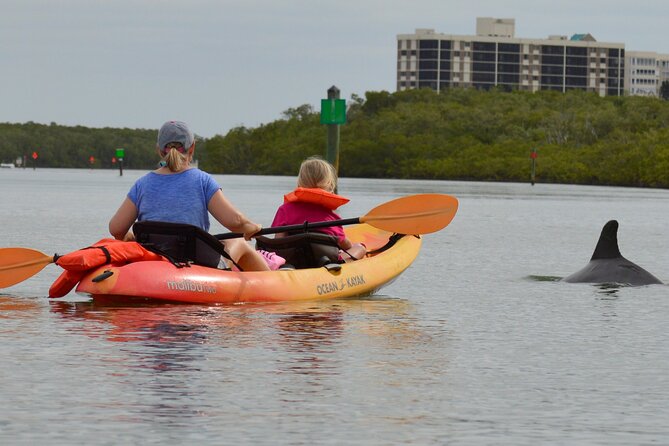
419,50 -> 438,59
419,40 -> 438,49
498,64 -> 520,73
542,65 -> 564,75
566,46 -> 587,56
566,76 -> 587,86
473,41 -> 496,51
473,62 -> 495,72
566,66 -> 587,76
419,70 -> 438,80
542,45 -> 564,55
472,72 -> 495,82
473,52 -> 496,61
541,75 -> 563,85
498,73 -> 520,83
418,80 -> 438,89
498,43 -> 520,52
419,60 -> 438,70
542,55 -> 564,65
498,53 -> 520,63
566,56 -> 587,66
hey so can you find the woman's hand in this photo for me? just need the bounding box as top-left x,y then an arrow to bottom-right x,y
243,223 -> 262,241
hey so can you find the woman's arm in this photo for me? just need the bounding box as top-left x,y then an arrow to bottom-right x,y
109,197 -> 138,240
208,190 -> 261,239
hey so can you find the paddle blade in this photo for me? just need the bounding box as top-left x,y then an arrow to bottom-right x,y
360,193 -> 458,235
0,248 -> 54,288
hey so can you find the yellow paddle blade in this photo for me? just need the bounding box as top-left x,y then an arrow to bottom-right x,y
360,193 -> 458,235
0,248 -> 54,288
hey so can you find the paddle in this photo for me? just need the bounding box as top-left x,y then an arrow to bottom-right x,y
216,193 -> 458,240
0,193 -> 458,289
0,248 -> 56,288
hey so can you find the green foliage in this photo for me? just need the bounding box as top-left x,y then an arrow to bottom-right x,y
3,89 -> 669,188
0,122 -> 158,169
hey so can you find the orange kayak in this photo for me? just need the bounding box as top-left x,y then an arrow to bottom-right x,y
75,224 -> 422,305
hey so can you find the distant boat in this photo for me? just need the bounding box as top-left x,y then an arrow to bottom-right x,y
0,163 -> 15,169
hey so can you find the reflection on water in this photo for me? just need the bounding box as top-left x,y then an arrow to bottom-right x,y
0,295 -> 41,318
525,275 -> 562,282
48,297 -> 416,344
39,297 -> 427,439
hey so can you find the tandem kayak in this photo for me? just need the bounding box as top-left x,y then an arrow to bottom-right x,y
74,224 -> 422,305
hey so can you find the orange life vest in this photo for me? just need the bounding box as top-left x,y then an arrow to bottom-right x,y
49,238 -> 166,298
283,187 -> 349,210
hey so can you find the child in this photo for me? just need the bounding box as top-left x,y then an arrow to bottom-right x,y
271,157 -> 366,262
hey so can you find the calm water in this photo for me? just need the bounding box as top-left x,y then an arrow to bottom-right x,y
1,168 -> 668,445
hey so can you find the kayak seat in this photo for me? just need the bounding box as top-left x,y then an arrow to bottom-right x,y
133,221 -> 234,269
254,232 -> 340,270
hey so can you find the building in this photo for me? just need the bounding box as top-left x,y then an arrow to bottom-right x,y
625,51 -> 669,96
397,18 -> 625,96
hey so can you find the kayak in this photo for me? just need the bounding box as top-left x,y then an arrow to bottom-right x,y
74,224 -> 422,305
1,194 -> 456,301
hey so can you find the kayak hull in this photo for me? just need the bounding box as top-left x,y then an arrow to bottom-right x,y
75,224 -> 421,305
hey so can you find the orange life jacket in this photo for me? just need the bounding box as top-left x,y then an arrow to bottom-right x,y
49,238 -> 165,298
283,187 -> 349,210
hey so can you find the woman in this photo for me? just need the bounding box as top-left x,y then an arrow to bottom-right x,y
109,120 -> 270,271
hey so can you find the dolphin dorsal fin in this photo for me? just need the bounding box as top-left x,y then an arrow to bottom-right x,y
590,220 -> 622,260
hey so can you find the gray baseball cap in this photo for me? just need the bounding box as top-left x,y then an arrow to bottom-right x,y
157,120 -> 194,153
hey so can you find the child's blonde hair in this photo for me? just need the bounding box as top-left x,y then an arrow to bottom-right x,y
297,157 -> 337,192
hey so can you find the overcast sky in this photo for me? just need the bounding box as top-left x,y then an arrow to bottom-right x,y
1,0 -> 667,138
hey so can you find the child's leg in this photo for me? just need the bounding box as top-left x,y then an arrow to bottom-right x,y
340,242 -> 366,262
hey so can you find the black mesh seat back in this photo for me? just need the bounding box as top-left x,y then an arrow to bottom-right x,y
255,232 -> 340,269
133,221 -> 224,268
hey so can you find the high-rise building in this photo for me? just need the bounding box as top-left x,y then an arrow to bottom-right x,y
397,18 -> 625,96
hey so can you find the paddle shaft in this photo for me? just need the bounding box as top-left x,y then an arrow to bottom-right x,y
216,217 -> 360,240
215,193 -> 458,240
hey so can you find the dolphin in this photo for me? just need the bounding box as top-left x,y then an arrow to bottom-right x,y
561,220 -> 663,286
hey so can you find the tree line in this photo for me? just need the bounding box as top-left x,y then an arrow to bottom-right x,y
0,122 -> 158,169
203,88 -> 669,187
2,88 -> 669,187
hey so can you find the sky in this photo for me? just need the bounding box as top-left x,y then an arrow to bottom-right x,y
1,0 -> 668,138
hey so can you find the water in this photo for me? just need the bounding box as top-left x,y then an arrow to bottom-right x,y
1,168 -> 668,445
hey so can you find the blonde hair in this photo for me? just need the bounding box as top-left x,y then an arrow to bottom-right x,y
162,148 -> 190,172
297,157 -> 337,192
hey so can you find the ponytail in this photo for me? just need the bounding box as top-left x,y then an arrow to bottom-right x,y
162,148 -> 189,172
